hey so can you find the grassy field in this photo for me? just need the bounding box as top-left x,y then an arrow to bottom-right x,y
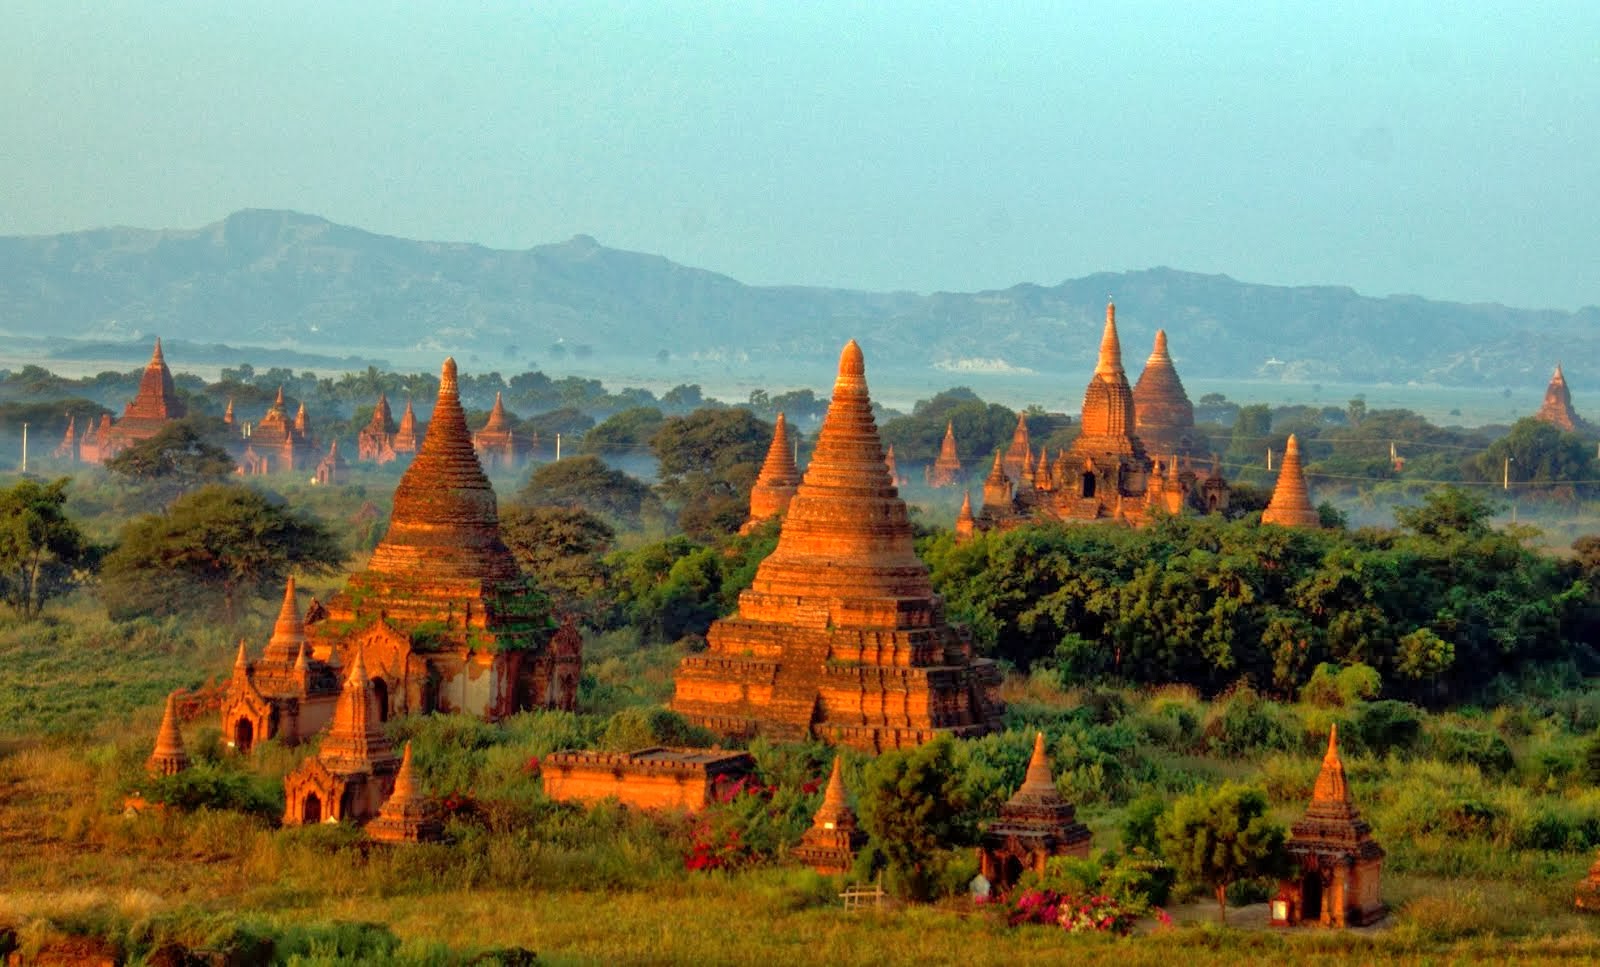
3,638 -> 1600,964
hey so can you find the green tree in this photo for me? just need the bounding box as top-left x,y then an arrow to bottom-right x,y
517,455 -> 657,527
1468,418 -> 1596,497
857,735 -> 976,900
651,408 -> 773,539
101,484 -> 343,622
0,478 -> 95,618
103,418 -> 237,500
1156,782 -> 1286,923
581,406 -> 665,456
1393,486 -> 1498,540
500,505 -> 615,616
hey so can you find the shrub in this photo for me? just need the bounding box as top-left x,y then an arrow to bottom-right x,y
1300,662 -> 1381,708
1351,700 -> 1422,755
139,764 -> 280,818
1431,726 -> 1516,775
1203,687 -> 1295,758
599,706 -> 716,751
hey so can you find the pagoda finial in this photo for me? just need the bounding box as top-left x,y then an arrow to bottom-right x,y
1311,724 -> 1352,806
392,741 -> 418,800
233,639 -> 249,672
151,337 -> 165,365
1153,329 -> 1169,357
1023,731 -> 1053,791
822,755 -> 847,811
839,340 -> 865,377
146,691 -> 190,777
441,357 -> 459,395
1095,299 -> 1124,376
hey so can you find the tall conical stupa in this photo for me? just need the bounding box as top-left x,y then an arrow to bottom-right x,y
927,421 -> 963,487
674,342 -> 1002,750
1262,434 -> 1321,528
1072,302 -> 1144,454
1534,365 -> 1584,431
743,411 -> 802,533
368,741 -> 444,844
80,338 -> 187,462
1001,412 -> 1032,482
146,692 -> 190,777
1133,329 -> 1197,456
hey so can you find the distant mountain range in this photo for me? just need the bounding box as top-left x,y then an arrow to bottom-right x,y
1,209 -> 1592,387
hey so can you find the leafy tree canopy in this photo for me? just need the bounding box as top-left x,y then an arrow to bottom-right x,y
1156,782 -> 1286,923
0,478 -> 96,619
516,455 -> 658,527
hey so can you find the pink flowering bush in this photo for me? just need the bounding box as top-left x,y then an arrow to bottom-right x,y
1002,889 -> 1146,936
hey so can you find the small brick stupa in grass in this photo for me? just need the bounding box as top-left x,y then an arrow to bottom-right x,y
1274,725 -> 1386,927
978,732 -> 1091,889
367,741 -> 444,844
282,650 -> 401,826
1576,852 -> 1600,912
673,341 -> 1003,751
146,693 -> 190,777
926,421 -> 964,487
742,412 -> 802,534
1261,434 -> 1321,528
794,757 -> 866,876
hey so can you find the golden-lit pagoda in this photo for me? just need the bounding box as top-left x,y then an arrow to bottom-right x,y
742,411 -> 802,533
1262,434 -> 1321,528
927,421 -> 964,487
1274,726 -> 1386,927
674,341 -> 1003,751
794,757 -> 867,875
978,732 -> 1091,889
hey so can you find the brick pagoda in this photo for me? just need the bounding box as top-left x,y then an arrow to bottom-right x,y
77,339 -> 187,463
282,650 -> 401,825
367,742 -> 444,844
473,392 -> 531,472
978,733 -> 1091,889
926,421 -> 963,487
1262,434 -> 1321,528
394,398 -> 421,457
1576,851 -> 1600,912
145,693 -> 190,777
742,411 -> 802,534
794,757 -> 867,875
969,302 -> 1226,532
315,439 -> 349,485
1001,413 -> 1032,484
1274,725 -> 1386,927
238,387 -> 317,475
673,340 -> 1003,751
1133,329 -> 1199,456
1534,364 -> 1585,432
358,393 -> 402,464
218,578 -> 342,751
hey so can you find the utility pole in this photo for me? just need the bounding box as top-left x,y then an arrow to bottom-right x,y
1266,448 -> 1273,471
20,422 -> 27,473
1503,456 -> 1512,491
555,433 -> 562,461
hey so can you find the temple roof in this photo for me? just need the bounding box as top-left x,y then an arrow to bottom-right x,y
987,732 -> 1089,838
935,421 -> 960,468
366,393 -> 395,434
264,576 -> 306,664
739,341 -> 937,610
1073,302 -> 1143,452
811,756 -> 859,832
120,338 -> 187,424
397,398 -> 418,435
364,358 -> 522,583
1133,329 -> 1195,431
1262,434 -> 1321,527
1289,725 -> 1383,859
480,392 -> 513,435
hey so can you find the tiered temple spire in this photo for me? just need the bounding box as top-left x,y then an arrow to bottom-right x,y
794,756 -> 866,875
674,340 -> 1002,750
1534,364 -> 1584,431
978,733 -> 1092,888
743,411 -> 802,533
1280,725 -> 1387,926
1262,434 -> 1321,528
367,742 -> 444,844
928,421 -> 963,487
146,692 -> 190,777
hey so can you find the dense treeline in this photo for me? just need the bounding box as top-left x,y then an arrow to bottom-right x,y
925,489 -> 1597,703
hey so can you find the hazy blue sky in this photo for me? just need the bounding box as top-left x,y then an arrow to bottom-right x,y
4,1 -> 1597,308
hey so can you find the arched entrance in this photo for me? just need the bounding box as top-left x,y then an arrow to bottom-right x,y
1301,872 -> 1323,923
1080,472 -> 1096,498
371,678 -> 389,722
233,718 -> 254,754
302,792 -> 322,824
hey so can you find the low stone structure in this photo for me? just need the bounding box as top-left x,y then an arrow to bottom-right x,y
977,733 -> 1091,890
794,757 -> 867,876
673,341 -> 1003,751
541,747 -> 756,812
146,693 -> 190,777
367,742 -> 444,844
315,439 -> 349,485
742,411 -> 802,534
1273,725 -> 1386,927
282,650 -> 400,826
1261,434 -> 1321,528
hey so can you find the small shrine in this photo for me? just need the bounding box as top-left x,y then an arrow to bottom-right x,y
281,650 -> 401,826
314,439 -> 348,485
1576,851 -> 1600,912
1272,725 -> 1386,927
473,392 -> 532,471
1534,364 -> 1586,432
541,747 -> 756,812
367,742 -> 444,844
793,757 -> 867,876
145,693 -> 190,777
977,733 -> 1092,889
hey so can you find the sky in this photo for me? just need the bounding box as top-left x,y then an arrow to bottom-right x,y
3,1 -> 1598,309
